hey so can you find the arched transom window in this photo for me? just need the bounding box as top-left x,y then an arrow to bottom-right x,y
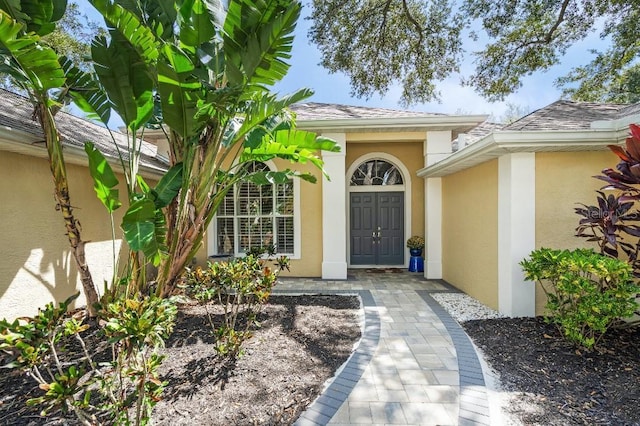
215,162 -> 295,255
350,159 -> 404,186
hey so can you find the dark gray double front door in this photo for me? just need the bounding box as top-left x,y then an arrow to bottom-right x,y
350,192 -> 404,265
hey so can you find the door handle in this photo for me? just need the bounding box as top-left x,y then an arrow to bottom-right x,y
372,231 -> 377,244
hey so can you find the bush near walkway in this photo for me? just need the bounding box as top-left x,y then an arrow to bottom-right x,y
521,248 -> 640,350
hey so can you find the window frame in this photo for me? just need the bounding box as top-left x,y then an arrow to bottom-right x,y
208,160 -> 301,259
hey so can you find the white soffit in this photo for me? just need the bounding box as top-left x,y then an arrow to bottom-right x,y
417,127 -> 629,178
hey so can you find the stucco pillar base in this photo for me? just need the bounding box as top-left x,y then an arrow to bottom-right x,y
424,261 -> 442,280
322,261 -> 348,280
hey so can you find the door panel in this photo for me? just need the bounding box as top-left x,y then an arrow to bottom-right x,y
350,193 -> 376,264
377,192 -> 405,264
350,192 -> 404,265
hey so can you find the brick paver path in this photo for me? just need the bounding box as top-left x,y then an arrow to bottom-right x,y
275,270 -> 495,426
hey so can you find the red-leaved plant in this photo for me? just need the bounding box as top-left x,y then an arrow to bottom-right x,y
575,124 -> 640,276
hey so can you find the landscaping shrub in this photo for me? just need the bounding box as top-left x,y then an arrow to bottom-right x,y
575,124 -> 640,277
521,248 -> 640,350
0,294 -> 177,425
185,250 -> 288,356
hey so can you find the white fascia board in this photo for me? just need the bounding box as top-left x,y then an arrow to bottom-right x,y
591,113 -> 640,130
296,115 -> 489,132
0,137 -> 167,179
417,128 -> 627,178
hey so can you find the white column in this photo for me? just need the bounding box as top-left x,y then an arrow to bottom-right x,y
498,153 -> 536,317
423,131 -> 450,279
425,177 -> 442,279
425,130 -> 452,166
321,133 -> 347,279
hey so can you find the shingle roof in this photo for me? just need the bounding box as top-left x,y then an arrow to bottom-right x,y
452,121 -> 503,151
619,103 -> 640,117
503,100 -> 629,131
465,121 -> 504,142
0,89 -> 167,172
290,102 -> 444,121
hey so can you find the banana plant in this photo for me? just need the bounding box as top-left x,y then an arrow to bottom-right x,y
79,0 -> 340,298
0,1 -> 100,315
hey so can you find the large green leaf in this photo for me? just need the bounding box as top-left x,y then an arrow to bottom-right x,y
157,43 -> 205,138
241,128 -> 339,173
142,0 -> 177,40
0,0 -> 28,22
84,142 -> 122,213
223,0 -> 300,88
122,198 -> 163,263
238,89 -> 312,148
90,0 -> 159,64
245,169 -> 316,185
92,34 -> 154,130
60,56 -> 111,124
178,0 -> 216,48
0,10 -> 65,91
152,162 -> 183,208
21,0 -> 66,36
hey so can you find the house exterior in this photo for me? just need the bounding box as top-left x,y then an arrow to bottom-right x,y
418,101 -> 640,316
1,88 -> 638,320
0,89 -> 166,320
203,103 -> 488,279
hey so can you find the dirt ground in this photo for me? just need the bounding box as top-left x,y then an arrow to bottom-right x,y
0,295 -> 361,425
3,295 -> 640,425
463,317 -> 640,425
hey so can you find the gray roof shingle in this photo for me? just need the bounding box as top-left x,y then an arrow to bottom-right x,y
503,100 -> 629,131
0,89 -> 167,172
290,102 -> 444,121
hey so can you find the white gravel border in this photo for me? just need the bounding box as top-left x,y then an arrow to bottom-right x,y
431,292 -> 506,322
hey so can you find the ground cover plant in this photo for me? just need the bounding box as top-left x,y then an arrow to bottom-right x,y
0,294 -> 361,425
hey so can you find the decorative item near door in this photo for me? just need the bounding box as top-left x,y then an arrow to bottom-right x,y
406,236 -> 425,273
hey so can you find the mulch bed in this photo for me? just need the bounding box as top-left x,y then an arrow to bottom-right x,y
0,295 -> 361,425
463,317 -> 640,425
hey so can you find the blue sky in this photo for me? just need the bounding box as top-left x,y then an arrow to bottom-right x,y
75,0 -> 608,126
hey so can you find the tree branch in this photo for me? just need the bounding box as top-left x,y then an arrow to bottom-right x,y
373,0 -> 392,60
545,0 -> 571,43
402,0 -> 424,48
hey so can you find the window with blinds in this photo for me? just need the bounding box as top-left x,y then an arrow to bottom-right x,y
216,162 -> 295,255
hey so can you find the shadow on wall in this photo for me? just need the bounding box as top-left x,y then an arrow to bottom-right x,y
0,151 -> 124,320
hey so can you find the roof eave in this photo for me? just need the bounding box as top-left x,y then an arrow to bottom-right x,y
0,136 -> 167,179
417,128 -> 628,178
296,115 -> 489,133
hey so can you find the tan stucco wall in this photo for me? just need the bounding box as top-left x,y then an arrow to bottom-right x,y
534,150 -> 618,313
442,160 -> 499,309
0,150 -> 129,320
345,141 -> 425,242
274,158 -> 323,277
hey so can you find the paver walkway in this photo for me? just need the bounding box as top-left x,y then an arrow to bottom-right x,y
275,270 -> 495,426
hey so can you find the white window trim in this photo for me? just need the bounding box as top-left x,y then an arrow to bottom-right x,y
207,159 -> 302,259
345,152 -> 412,268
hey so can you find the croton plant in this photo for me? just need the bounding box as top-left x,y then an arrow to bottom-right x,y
576,124 -> 640,275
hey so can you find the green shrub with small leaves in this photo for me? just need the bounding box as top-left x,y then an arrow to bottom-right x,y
99,296 -> 177,425
0,294 -> 177,425
185,251 -> 287,357
521,248 -> 640,350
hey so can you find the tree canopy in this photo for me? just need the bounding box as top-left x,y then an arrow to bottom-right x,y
308,0 -> 640,105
